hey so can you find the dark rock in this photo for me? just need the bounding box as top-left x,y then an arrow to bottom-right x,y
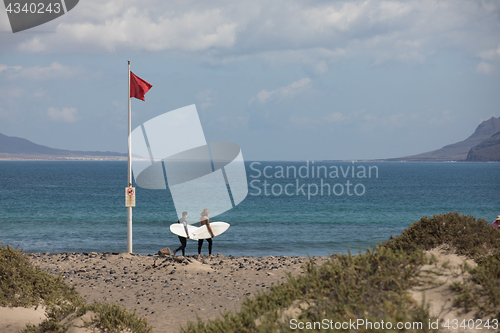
466,131 -> 500,161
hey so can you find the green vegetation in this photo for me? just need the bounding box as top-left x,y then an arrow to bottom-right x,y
382,212 -> 498,260
86,302 -> 153,333
0,244 -> 153,333
452,252 -> 500,319
0,244 -> 82,309
181,212 -> 500,332
382,212 -> 500,321
186,246 -> 435,332
3,212 -> 500,332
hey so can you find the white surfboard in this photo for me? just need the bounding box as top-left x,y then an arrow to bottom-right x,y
192,222 -> 230,239
169,223 -> 199,238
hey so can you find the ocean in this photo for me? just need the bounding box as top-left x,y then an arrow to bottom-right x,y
0,161 -> 499,257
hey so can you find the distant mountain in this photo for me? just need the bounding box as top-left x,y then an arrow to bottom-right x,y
466,131 -> 500,162
388,116 -> 500,161
0,133 -> 126,160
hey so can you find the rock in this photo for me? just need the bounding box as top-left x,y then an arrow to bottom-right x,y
466,131 -> 500,161
158,248 -> 171,257
217,253 -> 223,257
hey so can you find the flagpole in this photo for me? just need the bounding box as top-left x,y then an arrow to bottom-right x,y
127,60 -> 133,254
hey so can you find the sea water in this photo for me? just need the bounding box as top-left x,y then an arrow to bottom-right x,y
0,161 -> 499,257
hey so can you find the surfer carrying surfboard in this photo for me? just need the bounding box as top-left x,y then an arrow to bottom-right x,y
173,211 -> 189,257
198,209 -> 215,259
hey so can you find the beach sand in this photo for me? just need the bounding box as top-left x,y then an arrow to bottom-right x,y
2,248 -> 493,333
411,246 -> 495,333
22,252 -> 328,333
0,306 -> 46,333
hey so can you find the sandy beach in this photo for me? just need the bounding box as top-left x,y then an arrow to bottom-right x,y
2,243 -> 496,332
21,252 -> 328,333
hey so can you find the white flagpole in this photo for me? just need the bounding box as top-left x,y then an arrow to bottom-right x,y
127,60 -> 133,254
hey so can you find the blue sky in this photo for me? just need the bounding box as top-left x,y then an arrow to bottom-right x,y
0,0 -> 499,160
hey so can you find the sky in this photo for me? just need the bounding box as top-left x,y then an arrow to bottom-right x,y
0,0 -> 499,161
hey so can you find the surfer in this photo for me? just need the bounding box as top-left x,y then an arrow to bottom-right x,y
198,208 -> 215,259
173,211 -> 189,257
493,215 -> 500,228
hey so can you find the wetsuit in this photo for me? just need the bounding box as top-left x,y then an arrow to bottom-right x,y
198,218 -> 213,255
175,217 -> 189,256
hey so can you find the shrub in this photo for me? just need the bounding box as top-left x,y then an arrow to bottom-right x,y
383,212 -> 499,260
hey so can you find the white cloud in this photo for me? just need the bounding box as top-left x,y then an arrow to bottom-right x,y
217,116 -> 249,128
478,44 -> 500,61
18,37 -> 46,53
290,110 -> 449,131
0,64 -> 22,72
290,112 -> 346,130
196,89 -> 217,110
0,87 -> 23,98
476,61 -> 497,74
387,113 -> 407,127
1,0 -> 498,71
0,5 -> 11,32
0,62 -> 82,80
18,5 -> 237,53
353,110 -> 455,130
324,112 -> 346,123
250,78 -> 312,105
47,107 -> 79,123
34,89 -> 47,98
429,110 -> 454,125
357,112 -> 420,129
476,43 -> 499,74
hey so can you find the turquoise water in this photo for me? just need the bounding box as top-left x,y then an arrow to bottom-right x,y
0,161 -> 499,256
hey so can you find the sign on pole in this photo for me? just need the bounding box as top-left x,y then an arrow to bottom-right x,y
125,187 -> 136,207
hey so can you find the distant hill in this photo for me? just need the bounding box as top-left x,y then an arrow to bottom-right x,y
388,116 -> 500,161
0,133 -> 126,160
466,131 -> 500,162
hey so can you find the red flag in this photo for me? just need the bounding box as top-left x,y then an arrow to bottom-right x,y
130,71 -> 152,101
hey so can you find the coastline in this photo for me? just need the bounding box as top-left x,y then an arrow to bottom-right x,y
0,155 -> 127,161
3,212 -> 499,333
23,252 -> 329,333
